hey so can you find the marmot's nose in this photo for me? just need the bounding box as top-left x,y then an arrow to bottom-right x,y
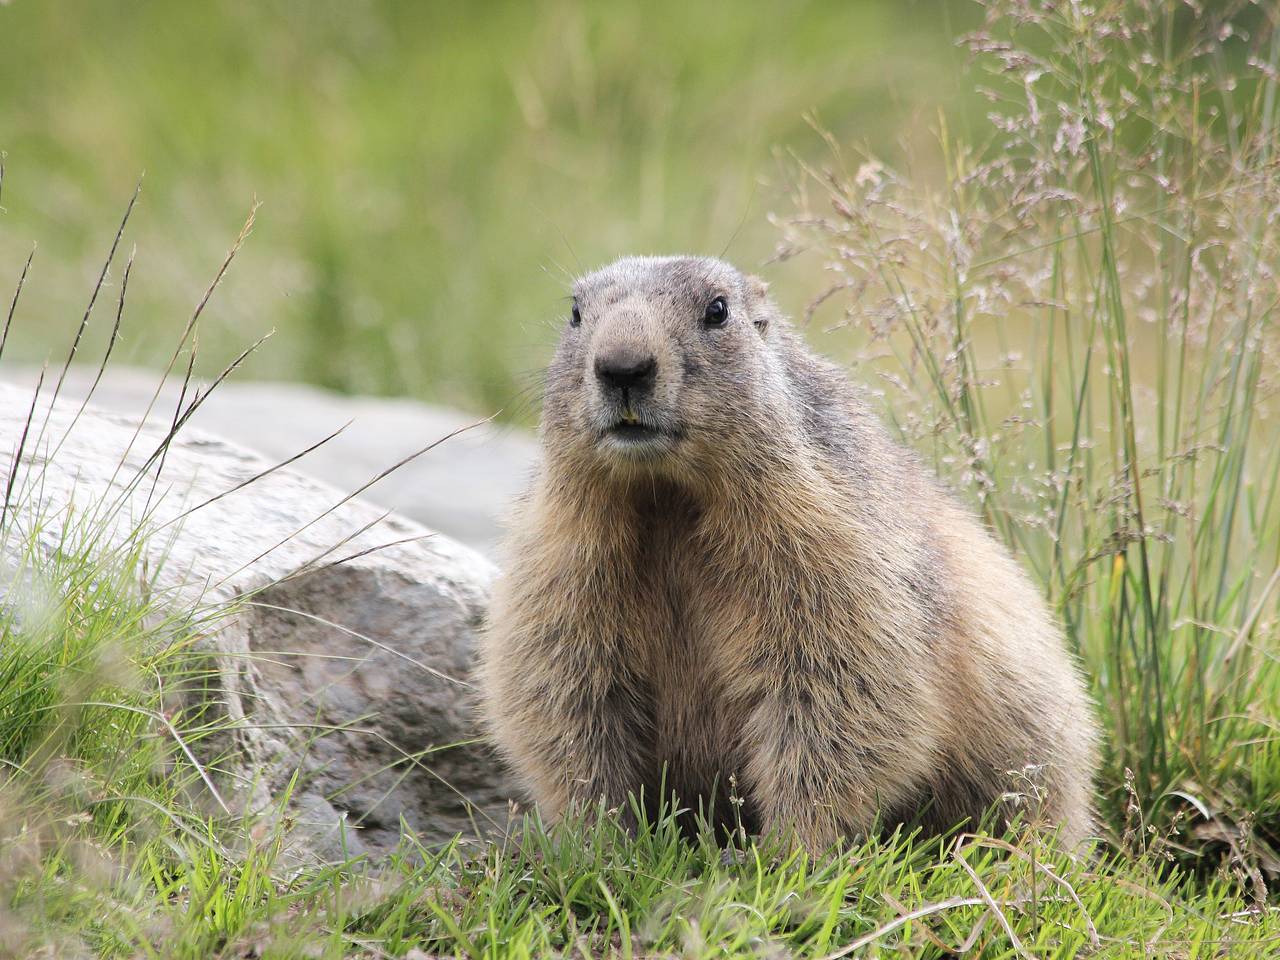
594,348 -> 657,392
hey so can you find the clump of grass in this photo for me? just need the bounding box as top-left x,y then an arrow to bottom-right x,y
0,513 -> 221,957
0,178 -> 269,956
778,0 -> 1280,878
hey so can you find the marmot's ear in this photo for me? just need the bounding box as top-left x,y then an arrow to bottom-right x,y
746,274 -> 776,335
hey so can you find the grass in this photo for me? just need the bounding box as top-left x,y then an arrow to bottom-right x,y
1,0 -> 1279,956
10,804 -> 1280,957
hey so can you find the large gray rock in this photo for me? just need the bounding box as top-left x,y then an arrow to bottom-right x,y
0,380 -> 514,860
0,365 -> 539,554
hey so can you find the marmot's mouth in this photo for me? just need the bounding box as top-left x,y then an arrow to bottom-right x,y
607,421 -> 660,441
598,419 -> 678,458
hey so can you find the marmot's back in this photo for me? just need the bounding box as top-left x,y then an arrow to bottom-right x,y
479,255 -> 1099,850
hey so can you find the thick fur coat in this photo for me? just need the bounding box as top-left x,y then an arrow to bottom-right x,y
479,256 -> 1098,851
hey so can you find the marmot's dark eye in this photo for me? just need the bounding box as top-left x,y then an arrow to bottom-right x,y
570,303 -> 582,327
703,296 -> 729,327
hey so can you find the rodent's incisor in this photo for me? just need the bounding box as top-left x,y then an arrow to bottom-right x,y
480,255 -> 1098,851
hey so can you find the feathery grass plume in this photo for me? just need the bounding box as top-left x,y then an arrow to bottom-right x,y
778,0 -> 1280,879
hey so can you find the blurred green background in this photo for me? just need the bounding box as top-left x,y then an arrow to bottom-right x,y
0,0 -> 979,417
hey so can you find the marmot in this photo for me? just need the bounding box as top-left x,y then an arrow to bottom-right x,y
479,256 -> 1098,851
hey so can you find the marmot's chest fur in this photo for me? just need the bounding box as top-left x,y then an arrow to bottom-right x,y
622,493 -> 756,811
557,476 -> 948,833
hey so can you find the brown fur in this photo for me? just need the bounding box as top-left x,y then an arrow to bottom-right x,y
479,256 -> 1099,851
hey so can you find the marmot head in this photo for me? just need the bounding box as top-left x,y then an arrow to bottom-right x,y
541,256 -> 785,479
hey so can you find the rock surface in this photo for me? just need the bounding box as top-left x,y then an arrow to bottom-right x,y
0,365 -> 539,554
0,380 -> 515,859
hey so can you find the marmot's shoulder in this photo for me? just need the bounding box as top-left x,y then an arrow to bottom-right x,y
775,330 -> 925,494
